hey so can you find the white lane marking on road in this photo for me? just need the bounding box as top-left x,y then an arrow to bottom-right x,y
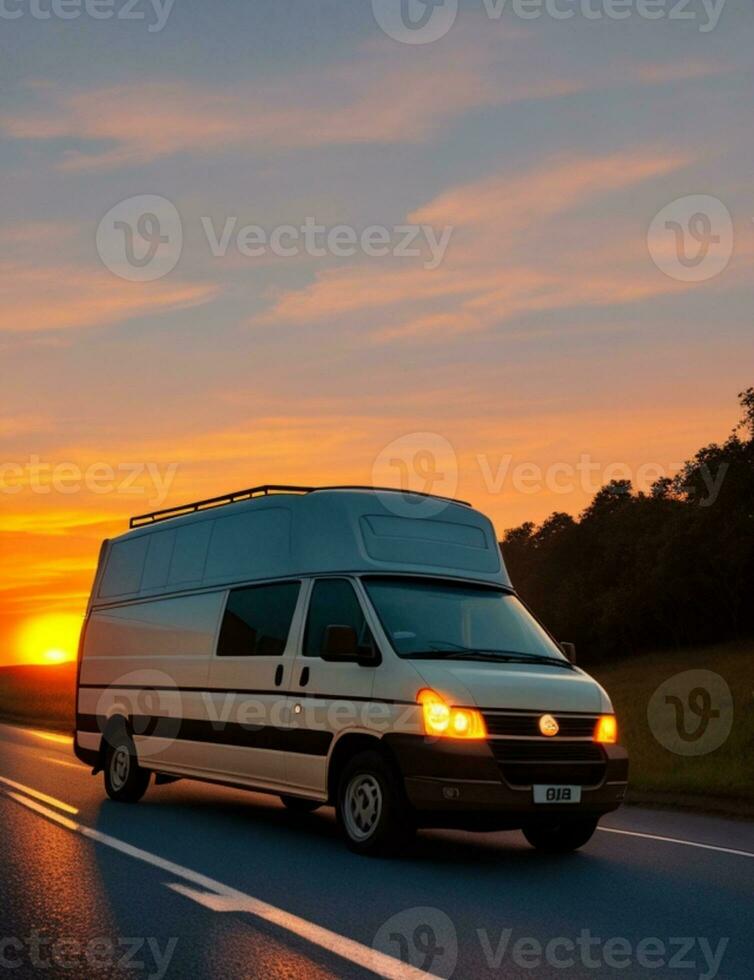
167,883 -> 434,980
7,792 -> 80,829
0,776 -> 79,814
599,826 -> 754,859
4,789 -> 441,980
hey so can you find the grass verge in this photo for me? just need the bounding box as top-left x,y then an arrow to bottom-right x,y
592,640 -> 753,818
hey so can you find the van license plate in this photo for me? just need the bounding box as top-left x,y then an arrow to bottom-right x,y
533,785 -> 581,804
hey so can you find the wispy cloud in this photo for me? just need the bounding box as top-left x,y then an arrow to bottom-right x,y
0,262 -> 218,334
256,149 -> 692,337
1,44 -> 505,170
1,40 -> 719,172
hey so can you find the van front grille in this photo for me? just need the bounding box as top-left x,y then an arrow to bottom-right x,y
489,739 -> 606,788
483,712 -> 599,738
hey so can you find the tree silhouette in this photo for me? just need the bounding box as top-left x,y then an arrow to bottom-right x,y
501,387 -> 754,662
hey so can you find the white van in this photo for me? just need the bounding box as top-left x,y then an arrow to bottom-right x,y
75,485 -> 627,855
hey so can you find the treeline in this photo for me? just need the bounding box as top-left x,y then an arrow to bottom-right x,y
501,388 -> 754,663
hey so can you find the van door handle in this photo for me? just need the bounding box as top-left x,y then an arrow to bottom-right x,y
274,664 -> 284,687
299,667 -> 310,687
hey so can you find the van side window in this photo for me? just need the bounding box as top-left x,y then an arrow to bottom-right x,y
304,579 -> 374,658
217,582 -> 300,657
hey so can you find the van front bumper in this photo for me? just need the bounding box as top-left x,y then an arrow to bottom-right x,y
384,734 -> 628,829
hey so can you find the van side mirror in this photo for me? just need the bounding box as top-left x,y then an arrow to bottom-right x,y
321,625 -> 381,667
322,625 -> 358,661
560,641 -> 576,663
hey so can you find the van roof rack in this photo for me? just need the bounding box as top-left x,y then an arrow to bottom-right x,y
129,484 -> 470,529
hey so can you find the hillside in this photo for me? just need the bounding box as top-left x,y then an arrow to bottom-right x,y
0,662 -> 76,732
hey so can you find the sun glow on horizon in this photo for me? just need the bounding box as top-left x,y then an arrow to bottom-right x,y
42,649 -> 69,664
16,614 -> 82,666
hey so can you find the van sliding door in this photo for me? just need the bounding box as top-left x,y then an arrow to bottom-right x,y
204,580 -> 303,789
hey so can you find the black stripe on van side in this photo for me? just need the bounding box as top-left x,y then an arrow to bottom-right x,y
77,683 -> 417,707
76,713 -> 332,757
76,713 -> 103,733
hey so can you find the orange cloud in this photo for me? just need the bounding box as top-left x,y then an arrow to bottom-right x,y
0,43 -> 506,170
0,262 -> 218,334
256,149 -> 694,337
2,42 -> 715,171
410,151 -> 688,231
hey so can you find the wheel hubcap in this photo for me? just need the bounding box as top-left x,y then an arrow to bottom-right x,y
110,745 -> 130,790
344,774 -> 383,841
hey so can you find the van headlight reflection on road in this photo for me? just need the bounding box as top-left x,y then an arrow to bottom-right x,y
417,689 -> 487,740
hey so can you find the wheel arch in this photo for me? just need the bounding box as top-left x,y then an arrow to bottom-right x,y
326,731 -> 400,804
92,713 -> 131,774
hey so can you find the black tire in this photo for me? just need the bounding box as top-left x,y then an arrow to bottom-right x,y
522,816 -> 598,853
103,729 -> 150,803
336,750 -> 415,856
280,795 -> 322,814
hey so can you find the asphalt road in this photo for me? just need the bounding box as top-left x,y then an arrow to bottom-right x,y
1,723 -> 752,980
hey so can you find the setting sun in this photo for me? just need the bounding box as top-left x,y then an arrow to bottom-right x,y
15,613 -> 82,666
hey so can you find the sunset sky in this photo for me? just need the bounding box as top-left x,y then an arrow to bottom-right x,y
1,2 -> 752,665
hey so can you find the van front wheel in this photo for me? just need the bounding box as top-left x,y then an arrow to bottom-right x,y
522,816 -> 598,852
104,730 -> 150,803
336,751 -> 415,856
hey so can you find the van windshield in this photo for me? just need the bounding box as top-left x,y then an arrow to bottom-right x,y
362,578 -> 567,663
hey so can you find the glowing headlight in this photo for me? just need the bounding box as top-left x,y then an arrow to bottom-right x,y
417,689 -> 487,740
594,714 -> 618,744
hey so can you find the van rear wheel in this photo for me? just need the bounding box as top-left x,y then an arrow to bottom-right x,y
336,750 -> 415,856
104,730 -> 150,803
522,816 -> 598,852
280,795 -> 321,814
